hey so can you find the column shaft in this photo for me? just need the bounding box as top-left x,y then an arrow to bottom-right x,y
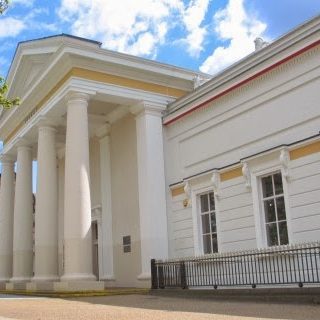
62,92 -> 95,281
11,146 -> 33,282
134,106 -> 169,280
33,126 -> 59,281
0,157 -> 15,281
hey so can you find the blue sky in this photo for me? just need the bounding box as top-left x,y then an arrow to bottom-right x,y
1,0 -> 320,78
0,1 -> 320,191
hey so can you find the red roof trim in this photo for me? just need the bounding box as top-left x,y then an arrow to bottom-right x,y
164,40 -> 320,126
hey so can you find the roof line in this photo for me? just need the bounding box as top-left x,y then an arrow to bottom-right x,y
163,39 -> 320,126
17,33 -> 102,46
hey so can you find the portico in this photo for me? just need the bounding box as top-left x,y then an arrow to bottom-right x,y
0,34 -> 199,290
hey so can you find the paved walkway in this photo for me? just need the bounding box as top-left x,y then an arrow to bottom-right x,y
0,293 -> 319,319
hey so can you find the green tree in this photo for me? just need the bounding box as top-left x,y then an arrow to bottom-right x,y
0,0 -> 9,14
0,0 -> 20,109
0,77 -> 20,109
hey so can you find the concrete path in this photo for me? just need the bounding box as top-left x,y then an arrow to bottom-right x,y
0,293 -> 319,319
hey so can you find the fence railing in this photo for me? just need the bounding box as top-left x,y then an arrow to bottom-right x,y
151,242 -> 320,289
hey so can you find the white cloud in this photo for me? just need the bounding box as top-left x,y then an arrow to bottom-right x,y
58,0 -> 185,57
0,17 -> 26,38
200,0 -> 266,74
57,0 -> 210,58
182,0 -> 210,57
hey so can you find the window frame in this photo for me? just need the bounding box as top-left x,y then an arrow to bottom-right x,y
252,166 -> 293,248
191,183 -> 221,255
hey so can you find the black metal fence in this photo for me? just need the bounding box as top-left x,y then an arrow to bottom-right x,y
151,243 -> 320,289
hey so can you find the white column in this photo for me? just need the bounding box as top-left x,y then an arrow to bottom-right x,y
0,156 -> 15,281
33,126 -> 59,281
97,124 -> 114,281
11,145 -> 33,282
61,92 -> 95,281
132,102 -> 169,280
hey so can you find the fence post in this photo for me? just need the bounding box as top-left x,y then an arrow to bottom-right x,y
151,259 -> 158,289
158,263 -> 165,289
180,261 -> 188,289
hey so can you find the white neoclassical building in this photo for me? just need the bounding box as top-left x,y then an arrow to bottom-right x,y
0,15 -> 320,291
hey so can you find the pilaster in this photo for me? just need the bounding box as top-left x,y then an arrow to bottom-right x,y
96,124 -> 115,282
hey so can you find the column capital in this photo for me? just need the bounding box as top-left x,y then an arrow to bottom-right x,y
36,116 -> 57,131
65,92 -> 90,105
0,154 -> 15,164
38,126 -> 57,135
95,123 -> 111,139
130,101 -> 167,118
16,144 -> 32,153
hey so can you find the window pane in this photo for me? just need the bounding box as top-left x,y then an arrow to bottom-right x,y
274,173 -> 284,195
279,221 -> 289,245
201,214 -> 210,234
264,199 -> 276,222
262,176 -> 273,198
276,197 -> 286,221
266,223 -> 278,246
212,234 -> 218,253
209,192 -> 215,211
123,235 -> 131,245
203,234 -> 212,254
210,212 -> 216,233
200,194 -> 209,212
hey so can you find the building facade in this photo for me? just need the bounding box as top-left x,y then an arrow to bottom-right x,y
0,16 -> 319,290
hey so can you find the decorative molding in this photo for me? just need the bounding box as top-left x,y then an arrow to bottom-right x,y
280,148 -> 290,180
241,162 -> 251,189
210,170 -> 220,198
130,101 -> 167,118
2,64 -> 185,145
183,181 -> 191,208
164,40 -> 320,126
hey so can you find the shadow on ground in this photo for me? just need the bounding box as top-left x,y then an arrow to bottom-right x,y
66,293 -> 320,320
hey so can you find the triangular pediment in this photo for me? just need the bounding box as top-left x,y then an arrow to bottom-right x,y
7,51 -> 56,100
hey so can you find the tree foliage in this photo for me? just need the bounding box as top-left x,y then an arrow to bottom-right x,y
0,0 -> 9,14
0,1 -> 20,109
0,77 -> 20,109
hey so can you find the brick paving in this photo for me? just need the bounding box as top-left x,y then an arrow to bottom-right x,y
0,293 -> 319,319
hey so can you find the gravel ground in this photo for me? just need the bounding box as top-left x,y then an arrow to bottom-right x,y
0,293 -> 319,320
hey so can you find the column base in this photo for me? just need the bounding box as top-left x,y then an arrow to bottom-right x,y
6,282 -> 27,290
32,275 -> 60,282
137,272 -> 151,281
0,281 -> 8,290
60,273 -> 96,282
26,280 -> 104,292
10,276 -> 31,283
100,274 -> 115,281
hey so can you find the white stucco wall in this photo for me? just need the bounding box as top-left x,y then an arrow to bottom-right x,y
288,152 -> 320,243
110,114 -> 142,287
165,45 -> 320,258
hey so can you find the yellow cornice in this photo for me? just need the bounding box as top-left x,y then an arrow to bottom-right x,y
3,67 -> 188,145
290,140 -> 320,160
220,167 -> 243,182
171,186 -> 185,197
